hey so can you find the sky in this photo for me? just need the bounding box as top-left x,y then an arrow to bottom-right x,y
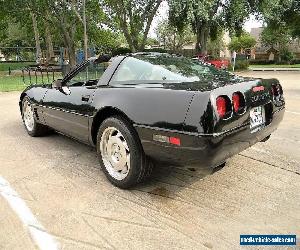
244,15 -> 264,32
149,2 -> 263,38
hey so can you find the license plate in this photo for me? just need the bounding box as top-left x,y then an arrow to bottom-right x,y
250,106 -> 265,132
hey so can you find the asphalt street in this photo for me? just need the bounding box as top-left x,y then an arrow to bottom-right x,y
0,71 -> 299,250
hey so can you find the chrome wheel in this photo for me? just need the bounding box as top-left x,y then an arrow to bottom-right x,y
23,100 -> 35,132
100,127 -> 130,180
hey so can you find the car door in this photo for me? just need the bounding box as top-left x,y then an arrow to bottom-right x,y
42,60 -> 107,143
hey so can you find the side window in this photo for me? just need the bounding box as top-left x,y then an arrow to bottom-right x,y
67,62 -> 108,87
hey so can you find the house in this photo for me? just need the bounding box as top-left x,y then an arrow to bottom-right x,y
179,32 -> 232,58
250,27 -> 300,60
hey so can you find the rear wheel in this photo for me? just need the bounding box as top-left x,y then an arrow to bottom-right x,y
97,116 -> 153,189
22,97 -> 50,137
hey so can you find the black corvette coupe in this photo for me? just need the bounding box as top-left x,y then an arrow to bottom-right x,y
20,53 -> 285,188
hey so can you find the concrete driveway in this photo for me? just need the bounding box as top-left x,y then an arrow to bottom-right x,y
0,71 -> 299,250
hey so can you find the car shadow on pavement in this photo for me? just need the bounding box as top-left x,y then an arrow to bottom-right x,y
132,162 -> 226,198
11,124 -> 227,199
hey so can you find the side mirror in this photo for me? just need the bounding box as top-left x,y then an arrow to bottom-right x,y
53,79 -> 63,88
53,79 -> 70,95
60,86 -> 71,95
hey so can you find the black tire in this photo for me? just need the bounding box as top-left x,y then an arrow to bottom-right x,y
21,96 -> 51,137
96,116 -> 153,189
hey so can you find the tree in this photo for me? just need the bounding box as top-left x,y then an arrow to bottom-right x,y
29,0 -> 103,66
0,21 -> 35,60
248,0 -> 300,63
207,35 -> 225,58
102,0 -> 162,52
71,0 -> 88,60
260,25 -> 293,62
257,0 -> 300,38
229,32 -> 256,53
30,12 -> 42,63
156,19 -> 195,52
0,1 -> 38,60
0,1 -> 41,61
0,0 -> 123,66
169,0 -> 256,54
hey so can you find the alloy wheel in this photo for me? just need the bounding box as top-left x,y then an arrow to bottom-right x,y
100,127 -> 131,180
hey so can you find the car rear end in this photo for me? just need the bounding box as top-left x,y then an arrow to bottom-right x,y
180,78 -> 285,167
139,78 -> 285,168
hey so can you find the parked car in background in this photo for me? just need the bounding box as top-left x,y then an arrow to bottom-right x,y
196,54 -> 230,69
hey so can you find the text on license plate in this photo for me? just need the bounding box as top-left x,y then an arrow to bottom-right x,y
250,106 -> 265,132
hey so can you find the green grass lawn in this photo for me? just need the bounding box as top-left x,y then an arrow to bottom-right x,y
250,64 -> 300,68
0,73 -> 58,91
0,62 -> 34,72
0,69 -> 63,91
0,75 -> 30,92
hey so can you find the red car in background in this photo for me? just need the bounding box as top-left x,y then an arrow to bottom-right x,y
196,54 -> 230,69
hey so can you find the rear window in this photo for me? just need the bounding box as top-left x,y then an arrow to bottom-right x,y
111,54 -> 232,84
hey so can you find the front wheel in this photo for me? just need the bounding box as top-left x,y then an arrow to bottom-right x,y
96,116 -> 153,189
22,97 -> 51,137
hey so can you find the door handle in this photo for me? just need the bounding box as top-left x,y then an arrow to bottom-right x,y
81,95 -> 90,102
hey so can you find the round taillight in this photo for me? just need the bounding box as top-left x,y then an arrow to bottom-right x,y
271,83 -> 283,98
271,84 -> 279,96
232,93 -> 240,113
232,92 -> 245,114
216,96 -> 227,118
277,84 -> 283,95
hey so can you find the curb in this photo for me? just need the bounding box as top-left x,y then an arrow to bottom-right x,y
249,68 -> 300,72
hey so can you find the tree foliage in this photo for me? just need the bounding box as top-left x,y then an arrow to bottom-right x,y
229,32 -> 256,52
0,0 -> 123,66
255,0 -> 300,39
1,0 -> 299,65
260,25 -> 295,62
207,35 -> 225,58
102,0 -> 162,52
156,19 -> 195,52
169,0 -> 256,53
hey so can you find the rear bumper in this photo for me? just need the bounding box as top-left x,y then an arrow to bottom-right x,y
134,107 -> 285,168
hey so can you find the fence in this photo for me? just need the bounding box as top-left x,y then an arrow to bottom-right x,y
0,63 -> 63,92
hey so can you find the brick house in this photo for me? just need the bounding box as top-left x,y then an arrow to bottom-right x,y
250,27 -> 300,60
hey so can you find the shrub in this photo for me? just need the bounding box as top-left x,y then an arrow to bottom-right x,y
229,60 -> 249,71
280,49 -> 295,64
144,48 -> 169,53
292,59 -> 300,64
249,59 -> 275,65
112,47 -> 132,56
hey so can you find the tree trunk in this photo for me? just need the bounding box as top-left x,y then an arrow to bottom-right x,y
68,42 -> 76,67
61,26 -> 77,67
31,12 -> 41,64
44,23 -> 55,64
118,19 -> 135,52
132,35 -> 139,52
140,0 -> 162,51
82,0 -> 88,60
195,22 -> 209,55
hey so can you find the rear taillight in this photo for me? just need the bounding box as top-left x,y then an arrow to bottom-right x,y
216,96 -> 231,118
278,84 -> 283,95
232,93 -> 240,113
271,84 -> 278,96
232,92 -> 245,114
216,96 -> 226,118
271,84 -> 283,97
